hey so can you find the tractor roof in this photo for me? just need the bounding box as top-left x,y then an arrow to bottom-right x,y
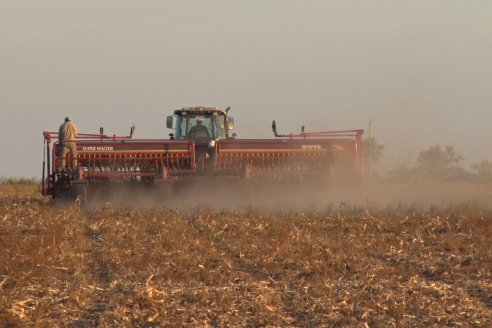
174,107 -> 229,116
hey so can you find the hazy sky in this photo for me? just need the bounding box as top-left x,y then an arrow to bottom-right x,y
1,1 -> 491,177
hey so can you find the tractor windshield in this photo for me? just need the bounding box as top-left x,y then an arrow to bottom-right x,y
175,115 -> 226,140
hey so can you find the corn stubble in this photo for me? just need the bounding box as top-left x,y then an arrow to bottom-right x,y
0,185 -> 491,327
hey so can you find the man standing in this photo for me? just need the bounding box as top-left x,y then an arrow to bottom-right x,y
58,116 -> 78,170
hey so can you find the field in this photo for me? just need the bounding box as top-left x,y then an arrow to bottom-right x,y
0,183 -> 491,327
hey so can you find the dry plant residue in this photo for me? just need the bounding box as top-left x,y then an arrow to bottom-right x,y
0,184 -> 491,326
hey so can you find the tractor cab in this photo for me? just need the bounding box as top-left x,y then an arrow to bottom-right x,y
166,107 -> 235,171
166,107 -> 235,144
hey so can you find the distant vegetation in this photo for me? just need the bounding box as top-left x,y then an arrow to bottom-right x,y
365,138 -> 492,183
0,177 -> 39,185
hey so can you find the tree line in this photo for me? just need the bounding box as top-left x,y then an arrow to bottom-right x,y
363,137 -> 492,182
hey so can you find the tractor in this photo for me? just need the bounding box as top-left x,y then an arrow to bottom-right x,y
42,107 -> 363,201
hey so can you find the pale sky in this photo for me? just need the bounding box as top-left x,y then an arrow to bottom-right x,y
1,1 -> 491,177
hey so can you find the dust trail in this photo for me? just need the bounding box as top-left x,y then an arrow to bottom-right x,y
80,178 -> 492,213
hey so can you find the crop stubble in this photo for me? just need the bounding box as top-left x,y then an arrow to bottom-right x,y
0,185 -> 491,327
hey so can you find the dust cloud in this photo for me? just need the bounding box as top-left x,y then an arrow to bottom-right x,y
80,177 -> 492,214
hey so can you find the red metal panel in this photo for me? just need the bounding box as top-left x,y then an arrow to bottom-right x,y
213,137 -> 361,179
